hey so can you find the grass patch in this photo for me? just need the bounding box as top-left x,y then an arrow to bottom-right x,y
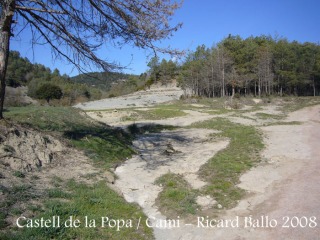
1,180 -> 153,240
13,171 -> 25,178
5,106 -> 96,132
9,208 -> 23,216
66,125 -> 135,169
197,98 -> 226,108
231,113 -> 257,121
190,118 -> 264,208
204,108 -> 232,115
27,204 -> 44,214
127,123 -> 177,136
135,108 -> 187,120
154,101 -> 196,111
51,176 -> 64,187
280,96 -> 320,113
265,121 -> 302,126
8,185 -> 35,205
0,212 -> 7,229
0,184 -> 37,229
47,188 -> 72,199
255,112 -> 284,120
155,173 -> 198,217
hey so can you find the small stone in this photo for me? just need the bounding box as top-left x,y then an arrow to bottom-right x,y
217,204 -> 223,209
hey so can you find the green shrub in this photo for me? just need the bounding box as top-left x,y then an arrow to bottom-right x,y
108,93 -> 116,98
35,83 -> 63,103
233,93 -> 241,99
13,171 -> 25,178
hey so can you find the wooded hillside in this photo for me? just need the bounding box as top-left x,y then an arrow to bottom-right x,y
5,51 -> 146,105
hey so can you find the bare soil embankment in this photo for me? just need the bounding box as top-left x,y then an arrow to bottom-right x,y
74,85 -> 183,110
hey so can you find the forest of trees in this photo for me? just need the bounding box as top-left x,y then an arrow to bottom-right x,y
148,35 -> 320,98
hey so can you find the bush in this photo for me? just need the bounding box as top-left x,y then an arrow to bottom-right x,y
233,93 -> 241,99
108,93 -> 116,98
144,78 -> 154,89
35,83 -> 63,103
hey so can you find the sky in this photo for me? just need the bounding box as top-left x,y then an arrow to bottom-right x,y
10,0 -> 320,77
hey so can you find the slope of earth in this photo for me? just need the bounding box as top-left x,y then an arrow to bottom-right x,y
74,84 -> 184,110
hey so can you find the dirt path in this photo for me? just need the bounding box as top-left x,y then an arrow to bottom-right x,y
114,128 -> 229,239
249,105 -> 320,239
210,105 -> 320,240
112,105 -> 320,239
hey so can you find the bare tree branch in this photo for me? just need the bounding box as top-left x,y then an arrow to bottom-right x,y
0,0 -> 183,118
12,0 -> 183,72
15,5 -> 65,14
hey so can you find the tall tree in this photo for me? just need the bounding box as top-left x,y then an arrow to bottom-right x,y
216,43 -> 233,97
273,38 -> 296,96
0,0 -> 183,119
147,56 -> 160,82
256,44 -> 273,97
159,58 -> 177,86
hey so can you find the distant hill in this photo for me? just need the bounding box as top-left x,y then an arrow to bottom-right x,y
71,72 -> 138,91
5,51 -> 147,104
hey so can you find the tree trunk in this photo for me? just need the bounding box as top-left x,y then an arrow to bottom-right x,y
231,81 -> 235,98
258,77 -> 261,98
313,76 -> 316,97
0,1 -> 15,119
221,65 -> 225,97
211,66 -> 215,98
254,81 -> 257,97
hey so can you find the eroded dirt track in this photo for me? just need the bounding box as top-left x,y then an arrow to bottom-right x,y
113,105 -> 320,240
213,105 -> 320,240
249,106 -> 320,240
114,129 -> 229,239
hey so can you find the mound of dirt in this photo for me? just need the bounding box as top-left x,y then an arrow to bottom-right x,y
0,123 -> 106,229
0,123 -> 103,184
0,124 -> 64,172
0,123 -> 112,191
